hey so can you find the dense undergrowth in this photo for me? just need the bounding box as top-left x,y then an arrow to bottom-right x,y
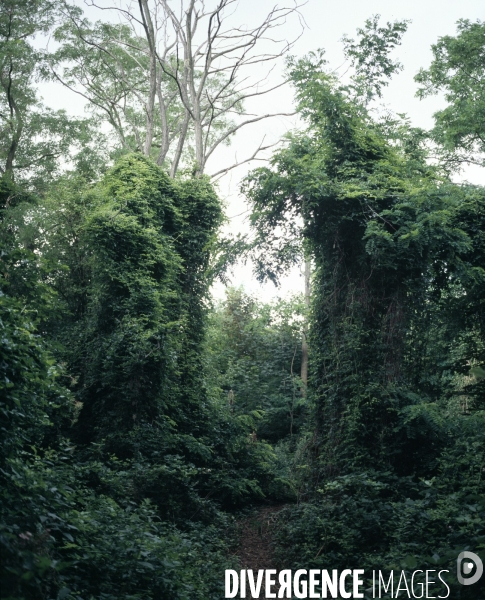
242,27 -> 485,600
0,159 -> 288,600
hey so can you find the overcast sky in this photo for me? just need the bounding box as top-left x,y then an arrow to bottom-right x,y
38,0 -> 485,302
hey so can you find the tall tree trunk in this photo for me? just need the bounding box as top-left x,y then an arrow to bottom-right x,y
193,117 -> 204,175
156,77 -> 170,166
185,8 -> 204,176
143,53 -> 157,155
139,0 -> 157,156
170,112 -> 190,177
4,59 -> 22,179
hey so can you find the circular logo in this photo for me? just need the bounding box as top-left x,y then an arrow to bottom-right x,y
457,551 -> 483,586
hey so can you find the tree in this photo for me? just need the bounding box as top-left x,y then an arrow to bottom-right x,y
48,16 -> 184,168
0,0 -> 103,191
0,150 -> 282,597
243,34 -> 485,595
54,154 -> 223,453
50,0 -> 303,177
415,19 -> 485,169
342,14 -> 409,104
242,17 -> 409,404
244,44 -> 473,473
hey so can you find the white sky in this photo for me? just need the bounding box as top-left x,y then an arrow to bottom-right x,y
37,0 -> 485,302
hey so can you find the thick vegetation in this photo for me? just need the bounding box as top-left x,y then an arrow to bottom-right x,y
1,4 -> 485,600
244,21 -> 485,600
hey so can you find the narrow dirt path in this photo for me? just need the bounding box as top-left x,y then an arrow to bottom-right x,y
233,505 -> 287,599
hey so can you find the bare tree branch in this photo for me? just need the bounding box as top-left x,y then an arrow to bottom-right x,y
53,0 -> 306,176
210,136 -> 278,179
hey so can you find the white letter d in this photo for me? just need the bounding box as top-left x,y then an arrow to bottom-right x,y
226,570 -> 239,598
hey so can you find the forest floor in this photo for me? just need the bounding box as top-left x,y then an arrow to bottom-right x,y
232,504 -> 287,599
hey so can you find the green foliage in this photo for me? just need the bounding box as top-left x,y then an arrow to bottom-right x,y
0,0 -> 108,191
72,155 -> 182,446
205,288 -> 306,442
342,15 -> 410,103
416,19 -> 485,169
1,444 -> 236,600
245,54 -> 473,474
0,291 -> 66,469
40,154 -> 277,513
243,26 -> 485,599
274,411 -> 485,598
0,152 -> 282,598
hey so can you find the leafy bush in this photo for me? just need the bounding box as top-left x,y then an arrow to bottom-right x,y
273,412 -> 485,598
